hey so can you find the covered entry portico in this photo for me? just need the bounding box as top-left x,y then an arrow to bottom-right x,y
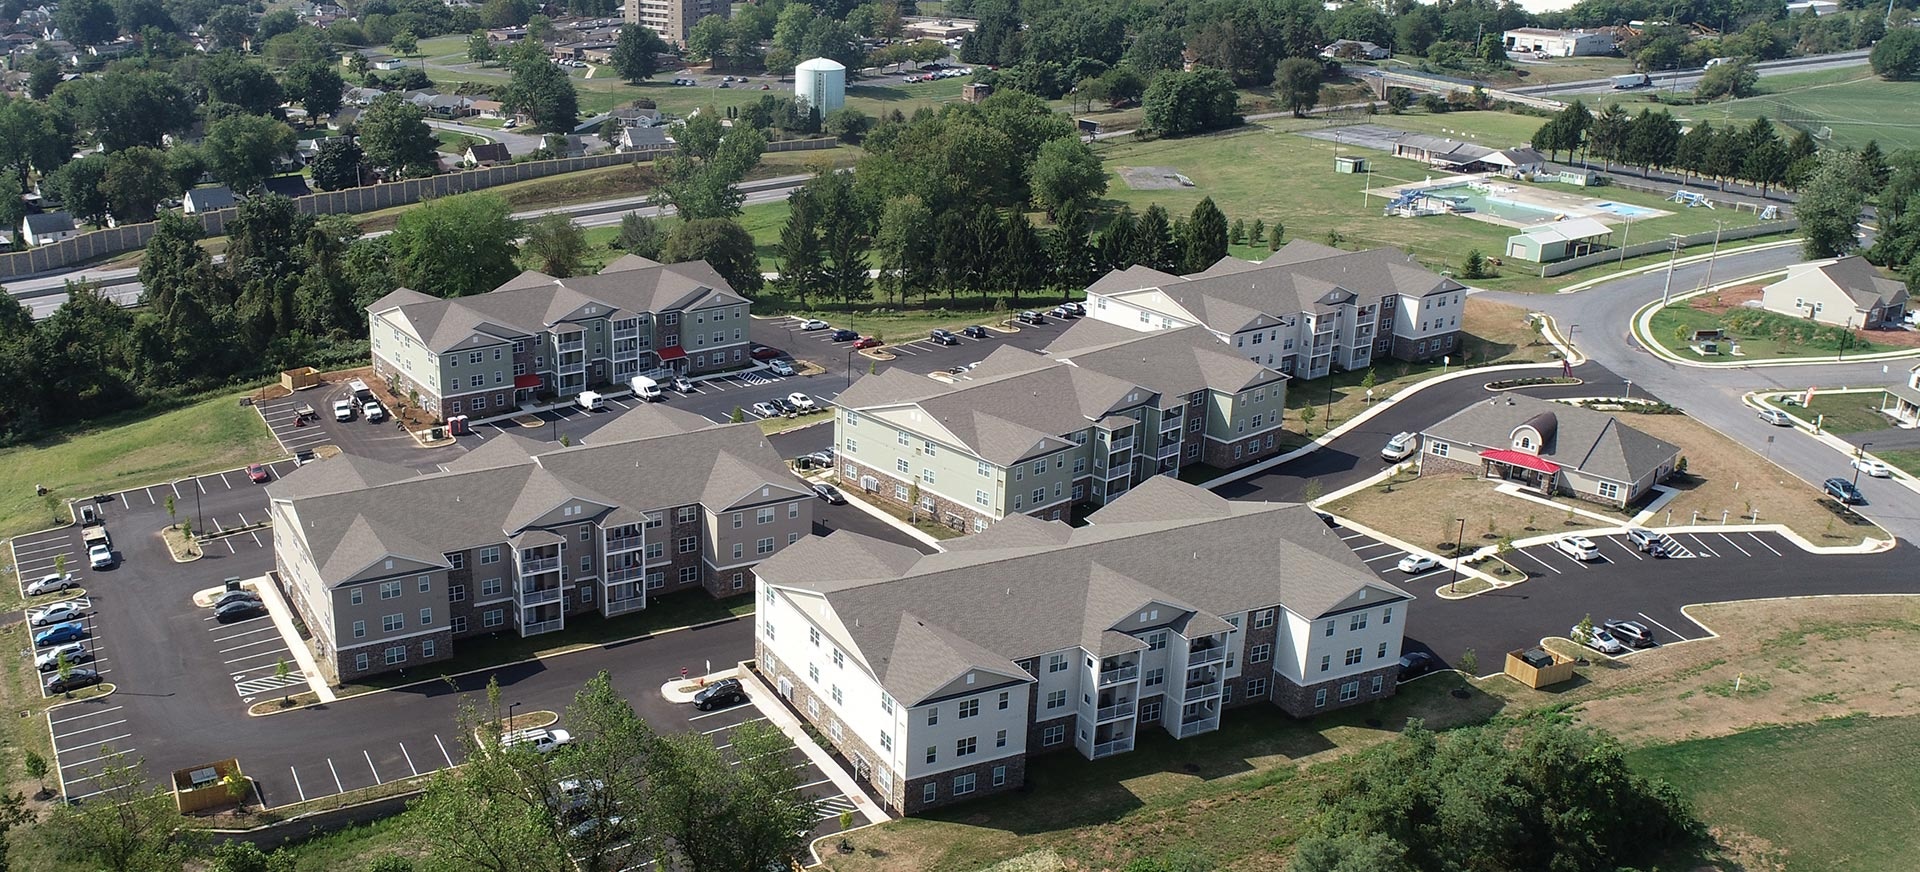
1478,448 -> 1559,494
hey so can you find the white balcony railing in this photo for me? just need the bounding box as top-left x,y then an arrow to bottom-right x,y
1108,436 -> 1135,452
558,358 -> 586,376
1096,699 -> 1137,722
1188,645 -> 1226,665
1156,442 -> 1181,460
605,535 -> 644,553
612,323 -> 639,340
1183,678 -> 1223,700
557,336 -> 584,351
612,341 -> 639,361
518,585 -> 562,606
1091,737 -> 1134,758
1177,719 -> 1216,739
602,595 -> 645,617
1098,664 -> 1138,686
522,618 -> 564,636
519,556 -> 560,574
605,565 -> 645,583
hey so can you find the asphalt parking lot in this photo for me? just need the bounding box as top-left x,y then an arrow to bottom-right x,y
677,695 -> 866,840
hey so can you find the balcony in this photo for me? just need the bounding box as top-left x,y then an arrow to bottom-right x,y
1155,442 -> 1181,460
519,556 -> 559,574
558,356 -> 586,376
522,618 -> 564,636
1107,436 -> 1135,452
1098,664 -> 1139,686
605,565 -> 645,583
612,322 -> 639,340
1188,644 -> 1226,665
612,340 -> 639,361
1091,736 -> 1134,758
602,594 -> 645,617
1176,718 -> 1217,739
1183,677 -> 1223,700
1095,698 -> 1137,723
518,584 -> 562,606
606,535 -> 644,553
1159,409 -> 1183,432
557,335 -> 584,352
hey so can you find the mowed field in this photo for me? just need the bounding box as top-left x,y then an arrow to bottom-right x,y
1599,64 -> 1919,152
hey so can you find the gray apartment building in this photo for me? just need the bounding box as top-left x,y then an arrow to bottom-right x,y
830,324 -> 1289,531
624,0 -> 728,46
268,404 -> 812,682
754,477 -> 1412,814
368,256 -> 751,422
1083,242 -> 1468,380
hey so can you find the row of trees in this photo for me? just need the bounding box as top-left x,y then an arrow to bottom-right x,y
1531,100 -> 1821,195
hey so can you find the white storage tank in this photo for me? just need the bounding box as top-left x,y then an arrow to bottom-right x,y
794,57 -> 847,116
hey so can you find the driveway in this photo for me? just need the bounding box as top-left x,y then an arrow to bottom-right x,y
425,119 -> 544,157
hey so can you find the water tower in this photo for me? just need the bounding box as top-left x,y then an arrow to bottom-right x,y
794,57 -> 847,116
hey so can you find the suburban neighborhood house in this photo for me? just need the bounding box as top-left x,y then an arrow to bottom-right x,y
1418,394 -> 1681,509
367,256 -> 750,421
1759,255 -> 1910,329
268,405 -> 811,681
752,477 -> 1412,814
1877,363 -> 1920,426
830,324 -> 1288,531
1082,242 -> 1468,380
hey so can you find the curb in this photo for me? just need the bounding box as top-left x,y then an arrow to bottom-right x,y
795,469 -> 946,551
1746,389 -> 1920,497
1551,239 -> 1801,295
1630,274 -> 1920,369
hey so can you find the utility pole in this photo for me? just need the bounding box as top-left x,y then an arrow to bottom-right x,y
1702,220 -> 1724,290
1447,517 -> 1466,594
1659,234 -> 1684,306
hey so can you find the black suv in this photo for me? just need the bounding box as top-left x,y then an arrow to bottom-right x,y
1824,477 -> 1865,505
1016,311 -> 1046,325
693,677 -> 747,711
961,325 -> 990,339
929,329 -> 960,345
830,329 -> 860,342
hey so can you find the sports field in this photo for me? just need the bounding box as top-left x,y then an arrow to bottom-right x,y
1604,64 -> 1920,152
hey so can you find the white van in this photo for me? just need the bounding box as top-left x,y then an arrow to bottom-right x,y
630,376 -> 662,402
577,391 -> 605,412
1381,432 -> 1416,462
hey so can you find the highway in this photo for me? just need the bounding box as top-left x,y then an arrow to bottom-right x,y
1510,48 -> 1869,97
6,174 -> 813,319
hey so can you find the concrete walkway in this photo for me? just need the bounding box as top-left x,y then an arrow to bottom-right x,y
243,575 -> 337,703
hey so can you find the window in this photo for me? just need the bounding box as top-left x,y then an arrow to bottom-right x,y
1223,685 -> 1233,704
419,608 -> 432,625
1345,647 -> 1364,666
1598,481 -> 1621,500
679,566 -> 699,582
482,578 -> 502,597
1339,680 -> 1360,702
923,783 -> 937,804
995,728 -> 1008,748
1429,441 -> 1449,458
484,609 -> 504,628
1043,725 -> 1065,746
809,663 -> 820,683
380,580 -> 401,600
882,694 -> 894,714
350,589 -> 363,606
925,746 -> 937,764
645,543 -> 664,560
1147,631 -> 1167,651
922,468 -> 935,485
833,649 -> 845,668
992,765 -> 1007,786
831,685 -> 842,704
1350,612 -> 1368,631
418,575 -> 432,593
677,536 -> 697,553
1320,654 -> 1331,672
383,613 -> 403,632
1383,607 -> 1393,625
447,552 -> 464,570
479,546 -> 501,565
422,638 -> 436,658
879,731 -> 892,751
956,737 -> 976,757
808,627 -> 820,646
676,506 -> 698,523
1250,643 -> 1271,664
1046,690 -> 1067,710
1253,609 -> 1275,629
352,620 -> 366,639
1031,487 -> 1044,504
953,772 -> 976,796
923,440 -> 936,456
926,707 -> 938,726
977,460 -> 990,476
644,512 -> 663,529
452,615 -> 467,633
997,691 -> 1009,710
1246,677 -> 1268,698
1048,654 -> 1068,673
1314,688 -> 1328,707
579,555 -> 592,572
896,458 -> 910,474
1140,699 -> 1161,722
789,502 -> 801,519
757,507 -> 775,525
1324,619 -> 1335,637
1377,642 -> 1389,659
1371,675 -> 1385,694
975,490 -> 990,506
1141,667 -> 1164,689
450,584 -> 465,603
757,537 -> 774,555
355,653 -> 369,672
732,543 -> 744,560
386,645 -> 408,665
958,699 -> 978,719
732,512 -> 743,529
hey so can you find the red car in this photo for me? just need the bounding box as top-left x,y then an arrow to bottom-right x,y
749,344 -> 784,361
853,336 -> 884,349
247,464 -> 270,483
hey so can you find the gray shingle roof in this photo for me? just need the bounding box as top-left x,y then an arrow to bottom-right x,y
1047,322 -> 1289,399
757,477 -> 1409,705
1817,256 -> 1910,310
184,187 -> 235,210
1421,395 -> 1680,483
21,212 -> 74,235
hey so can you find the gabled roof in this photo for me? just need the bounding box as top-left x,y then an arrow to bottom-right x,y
21,211 -> 73,234
757,477 -> 1409,705
1421,394 -> 1680,483
184,187 -> 236,210
1802,255 -> 1910,310
1048,322 -> 1289,399
466,142 -> 511,162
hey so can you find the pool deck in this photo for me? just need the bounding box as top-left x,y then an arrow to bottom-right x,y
1368,173 -> 1674,229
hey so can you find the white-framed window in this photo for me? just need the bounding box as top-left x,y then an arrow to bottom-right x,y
923,783 -> 937,803
380,580 -> 402,600
350,589 -> 363,606
422,639 -> 436,658
383,613 -> 403,632
809,663 -> 820,683
1147,631 -> 1167,651
1048,654 -> 1068,673
452,615 -> 467,633
757,507 -> 775,524
1350,612 -> 1368,631
1429,441 -> 1449,458
1378,642 -> 1389,659
352,620 -> 366,639
1250,643 -> 1270,664
995,729 -> 1007,748
1320,654 -> 1331,672
677,536 -> 697,553
1253,609 -> 1274,629
355,653 -> 369,672
1345,647 -> 1364,666
1314,688 -> 1328,707
1339,680 -> 1360,702
385,645 -> 408,665
992,765 -> 1007,786
446,552 -> 464,569
484,609 -> 504,628
1371,675 -> 1385,694
419,607 -> 432,625
958,699 -> 978,719
1144,667 -> 1164,688
1383,607 -> 1393,625
924,745 -> 937,764
1598,481 -> 1621,500
896,458 -> 910,474
879,731 -> 892,751
1246,677 -> 1268,698
997,691 -> 1009,710
1140,699 -> 1161,722
679,566 -> 699,582
831,685 -> 842,704
757,537 -> 774,555
926,706 -> 937,725
677,506 -> 698,523
955,736 -> 975,757
1324,619 -> 1336,637
479,546 -> 501,565
732,512 -> 743,529
1043,724 -> 1065,746
1046,690 -> 1067,710
953,772 -> 976,795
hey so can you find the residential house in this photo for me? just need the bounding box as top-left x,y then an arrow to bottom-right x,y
19,211 -> 76,245
1390,134 -> 1546,174
367,255 -> 753,420
1878,363 -> 1920,426
270,403 -> 812,681
830,324 -> 1288,531
182,186 -> 236,214
465,142 -> 512,166
624,0 -> 729,46
1417,394 -> 1680,509
1082,241 -> 1467,380
617,125 -> 672,152
1501,27 -> 1616,56
345,87 -> 387,106
1320,39 -> 1389,60
329,106 -> 362,130
263,176 -> 313,199
471,99 -> 505,118
754,476 -> 1412,814
1759,256 -> 1909,329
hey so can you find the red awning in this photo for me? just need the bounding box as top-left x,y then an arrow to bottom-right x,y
1480,449 -> 1561,474
657,345 -> 686,361
513,374 -> 542,389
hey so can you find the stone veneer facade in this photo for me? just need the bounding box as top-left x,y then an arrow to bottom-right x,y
1270,662 -> 1400,717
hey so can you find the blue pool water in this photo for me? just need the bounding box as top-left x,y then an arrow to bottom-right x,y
1590,201 -> 1659,218
1422,185 -> 1564,223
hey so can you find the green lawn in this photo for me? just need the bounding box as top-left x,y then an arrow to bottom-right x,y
0,390 -> 281,539
1802,391 -> 1899,435
1647,304 -> 1901,362
1593,63 -> 1906,152
1628,715 -> 1920,872
1876,448 -> 1920,477
433,130 -> 487,154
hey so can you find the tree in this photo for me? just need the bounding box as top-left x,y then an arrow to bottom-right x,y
1456,649 -> 1477,675
663,218 -> 763,295
1141,68 -> 1240,137
24,750 -> 48,797
284,60 -> 346,119
101,146 -> 176,224
1799,150 -> 1873,259
525,214 -> 589,278
875,195 -> 935,304
199,51 -> 285,117
776,187 -> 825,302
1136,204 -> 1176,273
643,720 -> 816,872
611,24 -> 667,82
468,30 -> 498,66
504,52 -> 580,133
309,137 -> 364,191
1462,249 -> 1489,279
47,155 -> 112,226
1573,613 -> 1595,646
390,29 -> 419,58
1871,27 -> 1920,81
52,70 -> 195,150
687,13 -> 731,64
1300,403 -> 1316,434
654,115 -> 765,220
388,193 -> 522,297
43,747 -> 199,871
1183,197 -> 1229,273
208,841 -> 296,872
1027,137 -> 1107,219
0,95 -> 72,187
1276,57 -> 1322,118
823,107 -> 873,144
1695,56 -> 1758,99
205,114 -> 297,194
358,93 -> 439,178
613,212 -> 663,259
55,0 -> 117,45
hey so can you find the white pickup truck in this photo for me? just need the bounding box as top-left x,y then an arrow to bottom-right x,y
332,398 -> 356,421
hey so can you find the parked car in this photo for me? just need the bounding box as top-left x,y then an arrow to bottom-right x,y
45,669 -> 101,694
26,572 -> 76,596
1048,305 -> 1076,320
214,600 -> 265,623
1853,456 -> 1891,478
1825,476 -> 1866,504
800,319 -> 830,330
1602,619 -> 1656,648
830,329 -> 859,342
333,398 -> 356,421
1576,626 -> 1627,655
1624,527 -> 1660,551
853,336 -> 884,349
247,463 -> 270,483
1396,554 -> 1439,574
503,728 -> 573,754
363,401 -> 387,422
1314,510 -> 1338,528
567,815 -> 628,840
750,344 -> 784,361
1380,432 -> 1416,462
1397,651 -> 1434,678
672,376 -> 694,393
812,483 -> 846,504
1757,408 -> 1793,426
1062,302 -> 1086,316
34,622 -> 87,647
1016,310 -> 1046,325
212,589 -> 262,609
35,642 -> 89,672
768,359 -> 796,376
750,402 -> 780,418
961,325 -> 990,339
30,602 -> 85,627
928,328 -> 959,345
693,677 -> 747,711
806,448 -> 835,467
552,776 -> 605,816
1553,535 -> 1601,561
786,392 -> 817,411
87,544 -> 114,569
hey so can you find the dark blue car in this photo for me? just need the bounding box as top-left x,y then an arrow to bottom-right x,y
34,621 -> 87,647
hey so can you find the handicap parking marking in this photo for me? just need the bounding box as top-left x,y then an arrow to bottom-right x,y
1685,534 -> 1720,557
1747,532 -> 1783,556
1716,533 -> 1751,557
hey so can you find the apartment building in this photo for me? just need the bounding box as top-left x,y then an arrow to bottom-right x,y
624,0 -> 728,46
368,255 -> 751,421
831,325 -> 1288,531
1083,242 -> 1468,380
268,404 -> 811,682
753,476 -> 1411,814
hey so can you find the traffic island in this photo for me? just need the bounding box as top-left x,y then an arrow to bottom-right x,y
248,690 -> 322,716
161,527 -> 204,562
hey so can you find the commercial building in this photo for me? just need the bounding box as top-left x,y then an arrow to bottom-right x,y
1082,242 -> 1467,380
1500,27 -> 1616,57
623,0 -> 728,47
1759,255 -> 1909,329
269,404 -> 812,682
830,324 -> 1288,531
753,476 -> 1412,814
1418,394 -> 1680,509
368,255 -> 751,422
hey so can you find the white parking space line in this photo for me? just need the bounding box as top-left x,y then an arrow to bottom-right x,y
436,734 -> 456,768
1686,534 -> 1720,557
1337,532 -> 1366,541
54,732 -> 132,754
52,719 -> 127,740
51,705 -> 122,725
889,345 -> 920,355
686,706 -> 744,723
213,624 -> 277,640
219,637 -> 287,655
365,750 -> 382,785
1362,551 -> 1406,564
794,777 -> 834,791
329,758 -> 344,793
59,748 -> 135,770
1637,612 -> 1687,641
609,399 -> 632,410
700,716 -> 765,736
1749,533 -> 1783,556
219,473 -> 232,489
400,743 -> 419,776
291,767 -> 307,802
1510,548 -> 1562,574
1717,533 -> 1751,556
1347,541 -> 1392,552
1404,567 -> 1449,583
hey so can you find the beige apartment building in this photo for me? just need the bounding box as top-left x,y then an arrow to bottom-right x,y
268,405 -> 811,682
369,256 -> 751,422
624,0 -> 729,46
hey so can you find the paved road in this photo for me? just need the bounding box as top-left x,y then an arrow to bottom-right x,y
1509,49 -> 1870,97
424,118 -> 545,157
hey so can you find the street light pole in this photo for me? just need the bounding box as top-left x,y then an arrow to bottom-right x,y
1659,234 -> 1683,307
1702,220 -> 1724,290
1447,517 -> 1466,594
845,348 -> 857,387
1853,442 -> 1873,489
508,701 -> 521,730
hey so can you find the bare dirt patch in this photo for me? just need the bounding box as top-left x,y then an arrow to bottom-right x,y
1685,284 -> 1765,315
1325,471 -> 1609,553
1622,413 -> 1881,544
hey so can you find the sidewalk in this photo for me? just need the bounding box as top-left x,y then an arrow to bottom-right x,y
237,575 -> 336,703
793,468 -> 945,551
732,663 -> 891,827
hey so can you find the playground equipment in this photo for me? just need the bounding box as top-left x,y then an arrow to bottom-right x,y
1759,204 -> 1778,220
1668,189 -> 1714,208
1384,189 -> 1457,217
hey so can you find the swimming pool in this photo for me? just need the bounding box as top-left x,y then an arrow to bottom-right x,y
1589,201 -> 1660,219
1421,185 -> 1566,224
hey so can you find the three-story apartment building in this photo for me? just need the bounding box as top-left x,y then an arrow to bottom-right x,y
268,404 -> 811,681
753,476 -> 1411,814
831,326 -> 1289,531
1083,242 -> 1468,379
368,255 -> 751,421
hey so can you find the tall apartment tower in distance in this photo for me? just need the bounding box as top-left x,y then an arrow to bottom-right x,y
795,57 -> 847,115
624,0 -> 728,47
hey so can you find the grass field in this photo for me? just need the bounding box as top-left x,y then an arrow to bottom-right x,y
1596,63 -> 1911,152
1648,303 -> 1901,362
1629,715 -> 1920,871
1801,390 -> 1899,435
0,390 -> 281,539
